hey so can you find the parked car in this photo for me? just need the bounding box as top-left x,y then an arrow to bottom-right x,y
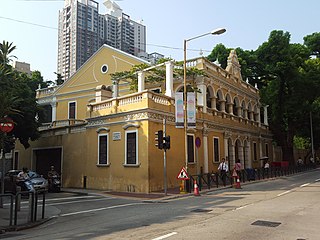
0,170 -> 48,193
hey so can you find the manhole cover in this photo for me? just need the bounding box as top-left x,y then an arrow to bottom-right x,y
251,220 -> 281,227
191,209 -> 212,213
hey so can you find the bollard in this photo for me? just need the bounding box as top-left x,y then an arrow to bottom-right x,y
83,176 -> 87,189
16,186 -> 21,211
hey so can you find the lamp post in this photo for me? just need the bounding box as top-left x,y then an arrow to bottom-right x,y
183,28 -> 226,191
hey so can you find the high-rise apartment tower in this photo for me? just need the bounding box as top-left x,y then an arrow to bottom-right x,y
57,0 -> 146,79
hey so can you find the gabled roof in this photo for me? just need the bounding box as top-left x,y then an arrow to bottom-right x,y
53,44 -> 150,96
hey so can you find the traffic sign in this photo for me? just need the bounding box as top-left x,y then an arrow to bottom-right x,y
176,167 -> 189,180
195,137 -> 201,148
0,119 -> 14,133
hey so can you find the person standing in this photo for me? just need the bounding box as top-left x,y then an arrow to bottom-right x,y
235,159 -> 242,179
218,158 -> 228,186
264,161 -> 270,178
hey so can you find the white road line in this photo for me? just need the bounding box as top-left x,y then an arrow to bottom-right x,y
46,197 -> 109,206
315,179 -> 320,182
234,204 -> 253,211
152,232 -> 178,240
300,183 -> 310,188
47,195 -> 97,202
277,190 -> 291,197
59,202 -> 144,217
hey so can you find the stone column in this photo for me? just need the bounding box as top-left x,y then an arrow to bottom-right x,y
238,143 -> 244,165
236,106 -> 242,117
112,79 -> 120,98
245,144 -> 252,168
203,135 -> 209,173
197,83 -> 207,113
220,100 -> 226,113
211,97 -> 217,110
256,108 -> 261,126
227,103 -> 233,114
229,142 -> 235,169
263,105 -> 269,125
165,61 -> 173,97
137,71 -> 145,93
51,99 -> 57,122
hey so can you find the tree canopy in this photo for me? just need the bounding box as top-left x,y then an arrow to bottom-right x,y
0,41 -> 47,150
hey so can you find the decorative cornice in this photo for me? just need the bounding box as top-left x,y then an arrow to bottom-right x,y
123,123 -> 140,130
96,127 -> 110,133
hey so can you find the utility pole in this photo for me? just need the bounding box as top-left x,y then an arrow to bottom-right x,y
310,112 -> 315,161
163,119 -> 167,196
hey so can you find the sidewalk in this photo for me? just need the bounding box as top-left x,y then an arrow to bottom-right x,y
0,195 -> 60,234
0,186 -> 213,233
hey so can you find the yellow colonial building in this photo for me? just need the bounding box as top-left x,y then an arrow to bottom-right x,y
15,45 -> 273,193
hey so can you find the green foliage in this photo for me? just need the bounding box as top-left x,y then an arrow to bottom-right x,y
0,41 -> 42,149
304,32 -> 320,58
111,61 -> 206,92
207,43 -> 229,68
0,40 -> 17,64
207,30 -> 320,161
293,136 -> 310,149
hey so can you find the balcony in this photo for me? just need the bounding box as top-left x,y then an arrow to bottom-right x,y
36,86 -> 59,99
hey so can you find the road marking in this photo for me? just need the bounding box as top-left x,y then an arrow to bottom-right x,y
277,190 -> 291,197
300,183 -> 310,188
234,203 -> 253,211
315,179 -> 320,182
47,195 -> 98,202
46,197 -> 110,206
152,232 -> 178,240
59,202 -> 144,217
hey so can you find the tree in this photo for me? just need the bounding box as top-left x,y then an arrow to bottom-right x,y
0,41 -> 17,64
54,72 -> 64,86
207,31 -> 319,164
0,41 -> 41,149
304,32 -> 320,58
254,31 -> 310,163
207,43 -> 229,68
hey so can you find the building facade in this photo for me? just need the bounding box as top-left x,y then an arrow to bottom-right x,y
57,0 -> 146,80
15,47 -> 274,193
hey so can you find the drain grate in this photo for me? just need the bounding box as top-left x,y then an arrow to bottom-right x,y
251,220 -> 281,228
191,209 -> 212,213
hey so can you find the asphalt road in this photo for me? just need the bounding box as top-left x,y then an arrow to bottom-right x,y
1,169 -> 319,240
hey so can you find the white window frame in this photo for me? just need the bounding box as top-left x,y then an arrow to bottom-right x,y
68,101 -> 77,119
97,133 -> 109,166
213,137 -> 220,163
124,130 -> 139,166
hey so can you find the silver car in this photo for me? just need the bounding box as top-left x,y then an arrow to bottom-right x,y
2,170 -> 48,192
27,171 -> 49,191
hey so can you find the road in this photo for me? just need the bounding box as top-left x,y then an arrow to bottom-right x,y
1,169 -> 319,240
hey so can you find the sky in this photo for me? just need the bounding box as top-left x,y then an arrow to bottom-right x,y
1,0 -> 319,81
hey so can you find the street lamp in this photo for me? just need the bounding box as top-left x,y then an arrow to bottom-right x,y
183,28 -> 226,190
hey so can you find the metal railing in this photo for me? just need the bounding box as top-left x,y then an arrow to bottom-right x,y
0,189 -> 46,229
188,164 -> 316,193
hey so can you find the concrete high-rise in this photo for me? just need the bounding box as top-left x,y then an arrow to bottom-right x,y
57,0 -> 146,80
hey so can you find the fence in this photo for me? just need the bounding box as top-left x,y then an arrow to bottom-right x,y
187,163 -> 316,192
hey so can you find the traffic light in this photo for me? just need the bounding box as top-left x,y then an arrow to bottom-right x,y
163,136 -> 170,150
4,136 -> 15,153
155,130 -> 163,149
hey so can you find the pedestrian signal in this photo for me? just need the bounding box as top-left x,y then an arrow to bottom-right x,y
155,130 -> 163,149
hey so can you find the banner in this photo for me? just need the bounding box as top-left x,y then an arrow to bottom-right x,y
187,92 -> 196,128
175,92 -> 184,128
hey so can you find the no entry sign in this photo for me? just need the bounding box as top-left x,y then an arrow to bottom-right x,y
0,118 -> 14,133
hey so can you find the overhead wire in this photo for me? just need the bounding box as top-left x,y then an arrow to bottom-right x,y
0,15 -> 212,54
